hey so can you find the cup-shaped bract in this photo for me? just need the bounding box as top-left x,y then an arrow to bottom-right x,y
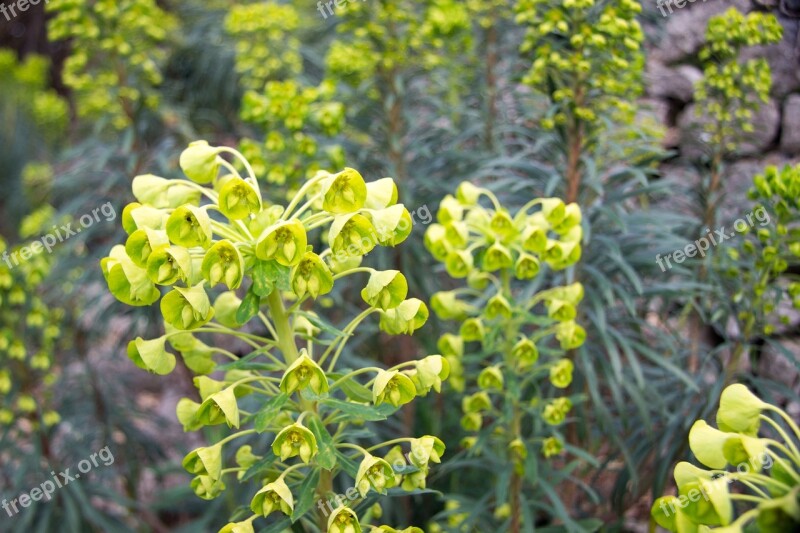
361,270 -> 408,310
147,245 -> 193,286
272,423 -> 318,463
328,506 -> 362,533
161,284 -> 215,331
716,384 -> 767,435
412,355 -> 450,394
183,444 -> 223,480
549,359 -> 574,388
329,213 -> 377,258
356,454 -> 395,496
370,205 -> 413,247
477,366 -> 503,391
180,140 -> 220,184
125,228 -> 169,268
167,205 -> 213,248
378,298 -> 429,335
101,245 -> 161,306
196,387 -> 240,428
250,477 -> 294,517
127,337 -> 177,375
279,351 -> 329,396
555,320 -> 586,350
202,240 -> 245,289
256,220 -> 308,266
132,174 -> 202,208
373,370 -> 416,407
291,251 -> 334,298
482,242 -> 514,272
322,167 -> 367,214
191,475 -> 226,500
219,176 -> 261,220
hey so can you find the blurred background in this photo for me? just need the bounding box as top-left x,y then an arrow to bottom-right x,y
0,0 -> 799,531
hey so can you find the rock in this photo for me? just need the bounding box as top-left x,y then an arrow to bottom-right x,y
737,100 -> 781,156
780,94 -> 800,154
758,339 -> 800,393
654,0 -> 752,64
647,62 -> 702,103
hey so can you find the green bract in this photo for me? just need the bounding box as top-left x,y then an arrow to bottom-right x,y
272,422 -> 317,463
280,351 -> 329,396
219,176 -> 261,220
291,252 -> 334,298
180,141 -> 221,184
361,270 -> 408,310
251,477 -> 293,516
255,220 -> 307,266
202,240 -> 245,290
322,167 -> 367,214
167,205 -> 213,248
373,370 -> 416,407
161,284 -> 215,330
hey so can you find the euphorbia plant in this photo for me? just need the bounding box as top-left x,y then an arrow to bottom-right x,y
424,184 -> 589,531
102,141 -> 446,532
652,384 -> 800,532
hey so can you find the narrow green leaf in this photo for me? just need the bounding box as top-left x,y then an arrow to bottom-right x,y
254,393 -> 289,433
291,468 -> 321,522
307,414 -> 337,470
236,286 -> 260,324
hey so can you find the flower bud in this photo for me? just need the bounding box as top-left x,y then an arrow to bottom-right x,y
485,294 -> 512,319
460,317 -> 485,342
445,250 -> 473,278
191,475 -> 226,500
180,141 -> 220,184
482,243 -> 513,271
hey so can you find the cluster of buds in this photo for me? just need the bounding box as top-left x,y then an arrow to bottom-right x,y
0,212 -> 65,431
226,3 -> 346,189
652,384 -> 800,532
424,183 -> 585,523
722,164 -> 800,336
695,8 -> 782,153
102,141 -> 445,531
515,0 -> 644,129
46,0 -> 176,129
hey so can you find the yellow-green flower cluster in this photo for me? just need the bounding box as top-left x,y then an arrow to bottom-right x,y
726,164 -> 800,336
516,0 -> 644,129
695,9 -> 782,152
46,0 -> 176,129
652,384 -> 799,532
102,142 -> 443,531
0,51 -> 68,140
226,2 -> 346,189
425,184 -> 585,522
326,0 -> 472,91
0,212 -> 65,431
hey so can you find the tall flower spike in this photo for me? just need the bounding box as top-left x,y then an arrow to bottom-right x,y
272,422 -> 318,463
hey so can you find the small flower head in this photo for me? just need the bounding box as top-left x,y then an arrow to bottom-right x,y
477,366 -> 504,390
272,422 -> 318,463
378,299 -> 429,335
125,228 -> 169,268
485,293 -> 512,319
322,167 -> 367,214
409,435 -> 446,469
356,454 -> 396,496
328,506 -> 362,533
196,387 -> 240,428
161,284 -> 215,331
191,475 -> 226,500
514,253 -> 540,279
512,337 -> 538,367
482,242 -> 514,271
361,270 -> 408,310
445,249 -> 473,278
251,477 -> 294,517
279,351 -> 329,396
410,355 -> 450,395
555,320 -> 586,350
291,251 -> 334,298
146,245 -> 192,286
166,205 -> 213,248
373,370 -> 417,407
542,437 -> 564,458
549,359 -> 574,388
219,176 -> 261,220
716,384 -> 767,435
542,397 -> 572,425
330,213 -> 377,257
183,444 -> 223,480
256,220 -> 307,266
202,240 -> 245,289
460,317 -> 485,342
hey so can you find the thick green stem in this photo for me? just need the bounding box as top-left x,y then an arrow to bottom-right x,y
268,289 -> 299,365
